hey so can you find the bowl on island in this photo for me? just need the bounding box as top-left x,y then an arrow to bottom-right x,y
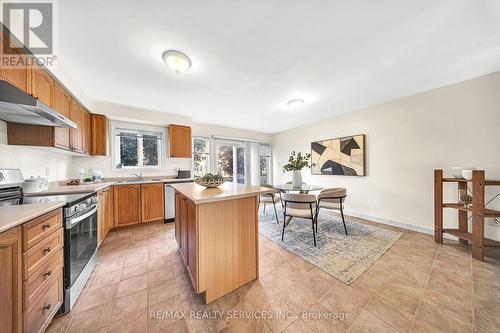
195,173 -> 225,188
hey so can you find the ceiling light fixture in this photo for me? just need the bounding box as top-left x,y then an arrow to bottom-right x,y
162,50 -> 191,73
286,98 -> 305,109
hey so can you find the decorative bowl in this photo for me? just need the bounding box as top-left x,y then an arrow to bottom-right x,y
195,177 -> 225,188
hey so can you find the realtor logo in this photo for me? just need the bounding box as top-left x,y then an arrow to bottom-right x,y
2,1 -> 53,54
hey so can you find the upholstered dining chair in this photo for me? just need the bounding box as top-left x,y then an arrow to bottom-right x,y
282,193 -> 317,246
316,188 -> 348,235
259,184 -> 281,224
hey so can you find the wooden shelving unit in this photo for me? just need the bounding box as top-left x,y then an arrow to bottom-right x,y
435,169 -> 500,261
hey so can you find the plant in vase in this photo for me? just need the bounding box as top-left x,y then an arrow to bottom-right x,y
282,151 -> 311,187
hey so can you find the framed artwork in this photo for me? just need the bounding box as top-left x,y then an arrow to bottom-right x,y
311,134 -> 365,176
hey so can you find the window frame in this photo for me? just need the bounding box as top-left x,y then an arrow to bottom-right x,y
110,121 -> 167,172
192,135 -> 212,177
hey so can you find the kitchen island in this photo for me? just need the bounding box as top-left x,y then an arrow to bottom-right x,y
170,182 -> 274,303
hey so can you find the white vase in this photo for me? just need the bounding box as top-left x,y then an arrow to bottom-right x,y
292,170 -> 302,187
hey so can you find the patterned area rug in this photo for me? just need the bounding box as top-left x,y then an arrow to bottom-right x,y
259,207 -> 403,284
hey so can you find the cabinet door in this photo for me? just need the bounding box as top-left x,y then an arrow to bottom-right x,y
82,110 -> 91,155
0,227 -> 22,333
140,183 -> 165,223
107,187 -> 114,232
174,193 -> 181,246
187,199 -> 197,287
53,83 -> 71,149
168,125 -> 192,158
180,197 -> 188,263
97,189 -> 107,247
0,39 -> 30,93
114,185 -> 141,227
91,114 -> 108,156
69,99 -> 83,152
31,67 -> 54,107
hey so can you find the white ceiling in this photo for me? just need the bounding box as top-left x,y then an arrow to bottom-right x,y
54,0 -> 500,133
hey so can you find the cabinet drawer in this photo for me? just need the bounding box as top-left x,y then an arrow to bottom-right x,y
23,271 -> 62,333
23,249 -> 63,310
23,229 -> 63,279
22,209 -> 61,251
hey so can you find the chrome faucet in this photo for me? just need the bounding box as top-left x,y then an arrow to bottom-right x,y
132,173 -> 143,181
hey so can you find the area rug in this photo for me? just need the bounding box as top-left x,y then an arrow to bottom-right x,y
258,207 -> 403,284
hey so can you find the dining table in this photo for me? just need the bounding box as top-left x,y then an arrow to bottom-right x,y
272,183 -> 323,193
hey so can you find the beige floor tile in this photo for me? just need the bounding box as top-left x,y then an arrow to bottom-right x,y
124,251 -> 148,268
67,301 -> 113,333
115,273 -> 148,298
475,309 -> 500,333
347,309 -> 399,333
88,269 -> 122,291
148,279 -> 180,306
121,262 -> 149,280
283,318 -> 314,333
110,289 -> 148,321
377,273 -> 424,315
108,308 -> 147,333
222,318 -> 272,333
148,255 -> 172,271
415,301 -> 472,333
365,295 -> 414,333
411,319 -> 443,333
45,313 -> 73,333
74,284 -> 116,313
148,266 -> 176,286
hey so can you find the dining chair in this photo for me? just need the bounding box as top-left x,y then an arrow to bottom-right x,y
282,193 -> 317,246
258,184 -> 281,224
316,188 -> 348,235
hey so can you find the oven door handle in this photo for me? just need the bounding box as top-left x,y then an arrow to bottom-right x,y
66,205 -> 98,228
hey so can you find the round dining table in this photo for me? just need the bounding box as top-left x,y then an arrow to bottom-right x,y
273,183 -> 323,193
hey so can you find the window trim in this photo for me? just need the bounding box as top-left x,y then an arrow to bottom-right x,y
110,121 -> 167,172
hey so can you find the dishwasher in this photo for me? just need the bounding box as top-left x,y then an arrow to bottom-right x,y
165,180 -> 193,222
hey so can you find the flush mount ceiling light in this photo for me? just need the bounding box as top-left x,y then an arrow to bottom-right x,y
162,50 -> 191,73
286,98 -> 305,109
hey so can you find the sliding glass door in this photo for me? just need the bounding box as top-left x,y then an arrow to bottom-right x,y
215,140 -> 246,183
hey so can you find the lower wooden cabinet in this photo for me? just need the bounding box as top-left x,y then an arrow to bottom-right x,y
175,193 -> 198,289
97,187 -> 113,247
0,208 -> 63,333
114,183 -> 165,227
0,227 -> 22,333
114,185 -> 141,227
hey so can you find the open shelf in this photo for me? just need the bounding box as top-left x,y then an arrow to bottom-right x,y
443,178 -> 500,186
443,203 -> 500,218
443,229 -> 500,247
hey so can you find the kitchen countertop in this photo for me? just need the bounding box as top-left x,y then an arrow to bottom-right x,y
0,202 -> 66,233
170,182 -> 275,204
23,178 -> 195,196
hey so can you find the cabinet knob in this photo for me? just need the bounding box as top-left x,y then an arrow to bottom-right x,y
43,304 -> 52,311
43,270 -> 52,278
42,224 -> 51,230
43,247 -> 51,254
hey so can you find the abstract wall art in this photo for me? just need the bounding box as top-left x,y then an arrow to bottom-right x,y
311,134 -> 365,176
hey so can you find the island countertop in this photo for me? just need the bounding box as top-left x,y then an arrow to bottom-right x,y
170,182 -> 275,204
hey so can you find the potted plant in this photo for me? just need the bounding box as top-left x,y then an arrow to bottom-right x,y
283,151 -> 311,187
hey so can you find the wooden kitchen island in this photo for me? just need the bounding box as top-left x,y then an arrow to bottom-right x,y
171,182 -> 273,303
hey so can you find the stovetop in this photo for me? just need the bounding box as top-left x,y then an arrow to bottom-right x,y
0,190 -> 94,207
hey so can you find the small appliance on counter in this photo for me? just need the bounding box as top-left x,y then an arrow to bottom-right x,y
22,176 -> 49,193
177,169 -> 191,179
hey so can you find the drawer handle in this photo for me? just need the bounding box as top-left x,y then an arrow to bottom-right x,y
43,270 -> 52,278
43,304 -> 52,311
43,247 -> 51,254
42,224 -> 51,230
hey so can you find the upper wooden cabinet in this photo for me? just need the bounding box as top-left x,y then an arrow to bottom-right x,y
141,183 -> 165,223
82,110 -> 91,154
0,227 -> 22,333
69,99 -> 84,153
31,66 -> 54,107
168,124 -> 192,158
91,114 -> 108,156
53,83 -> 72,149
0,33 -> 30,93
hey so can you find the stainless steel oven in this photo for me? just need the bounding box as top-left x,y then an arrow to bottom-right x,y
60,194 -> 98,314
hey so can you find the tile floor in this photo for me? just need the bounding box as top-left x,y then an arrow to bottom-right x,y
47,214 -> 500,333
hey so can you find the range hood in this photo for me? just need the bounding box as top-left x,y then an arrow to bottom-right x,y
0,80 -> 77,128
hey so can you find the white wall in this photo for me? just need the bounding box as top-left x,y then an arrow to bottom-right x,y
272,71 -> 500,241
71,102 -> 272,179
0,121 -> 73,180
